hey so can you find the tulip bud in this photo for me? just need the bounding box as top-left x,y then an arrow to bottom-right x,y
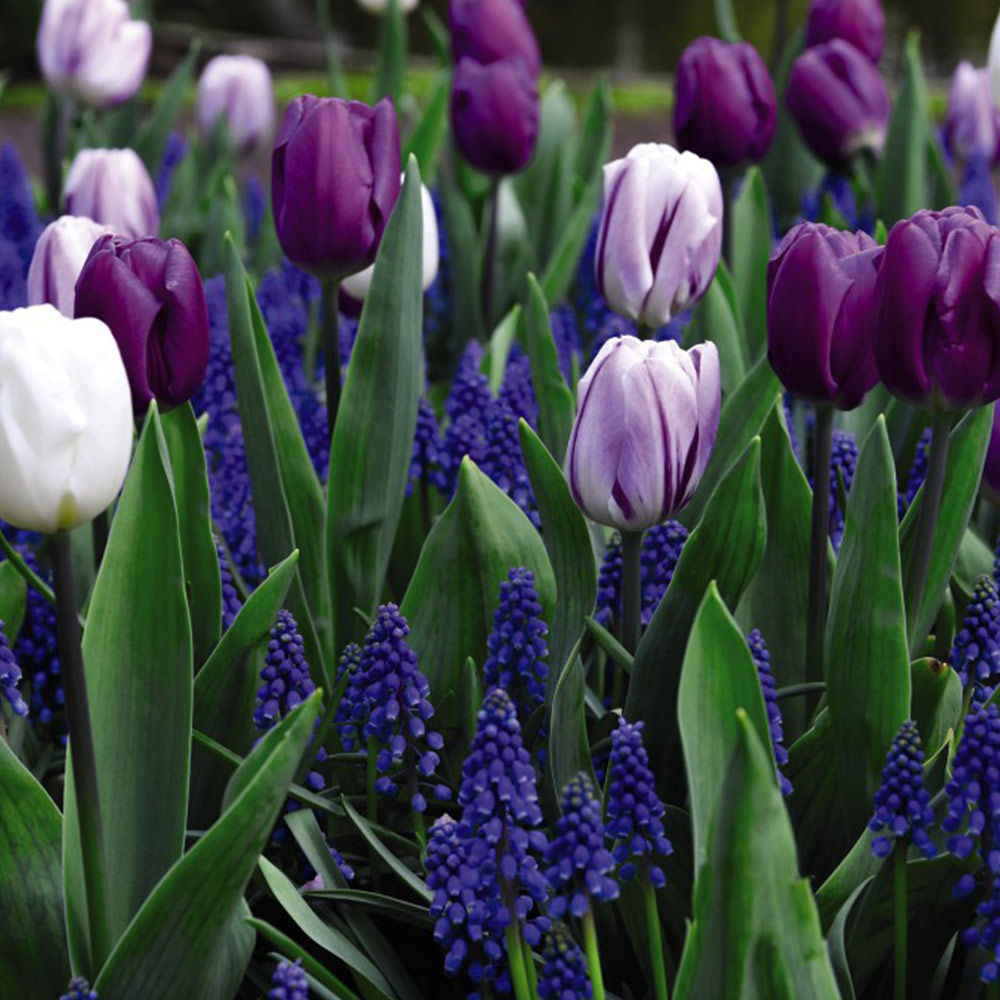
37,0 -> 152,108
786,40 -> 889,170
566,337 -> 720,531
674,37 -> 777,167
766,222 -> 883,410
450,56 -> 539,176
27,215 -> 108,317
449,0 -> 542,78
0,305 -> 132,533
595,143 -> 722,330
874,207 -> 1000,411
63,149 -> 159,238
197,55 -> 275,156
805,0 -> 885,64
944,62 -> 999,164
75,234 -> 210,416
990,11 -> 1000,111
271,95 -> 401,279
341,178 -> 439,302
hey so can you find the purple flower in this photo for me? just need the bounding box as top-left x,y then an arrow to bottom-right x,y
674,37 -> 777,167
944,62 -> 1000,163
75,233 -> 210,416
566,336 -> 720,531
63,149 -> 159,238
538,924 -> 592,1000
197,55 -> 275,155
805,0 -> 885,63
786,40 -> 889,170
26,216 -> 108,317
59,978 -> 98,1000
874,206 -> 1000,410
747,630 -> 792,796
268,958 -> 309,999
271,96 -> 400,278
449,0 -> 541,78
0,619 -> 28,718
828,430 -> 858,551
216,536 -> 243,631
951,576 -> 1000,689
766,222 -> 882,409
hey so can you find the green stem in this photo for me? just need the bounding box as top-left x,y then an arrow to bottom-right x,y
375,0 -> 406,105
989,978 -> 999,1000
621,529 -> 643,657
44,95 -> 73,215
52,531 -> 111,973
775,681 -> 827,701
505,923 -> 534,1000
893,845 -> 907,1000
806,405 -> 834,716
644,882 -> 670,1000
0,527 -> 59,609
523,935 -> 540,1000
366,736 -> 380,889
92,509 -> 109,570
905,410 -> 953,653
482,178 -> 500,332
322,278 -> 342,442
316,0 -> 348,96
582,909 -> 606,1000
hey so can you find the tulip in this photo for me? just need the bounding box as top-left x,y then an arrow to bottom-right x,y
0,305 -> 132,533
766,222 -> 883,410
271,95 -> 401,279
342,178 -> 439,302
449,0 -> 541,78
27,215 -> 108,317
944,62 -> 999,164
197,55 -> 275,155
674,37 -> 777,167
990,11 -> 1000,111
786,40 -> 890,170
75,234 -> 210,416
805,0 -> 885,64
36,0 -> 152,108
63,149 -> 159,238
595,143 -> 722,330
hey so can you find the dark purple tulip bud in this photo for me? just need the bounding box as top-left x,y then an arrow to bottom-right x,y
984,404 -> 1000,497
786,40 -> 890,170
766,222 -> 883,410
873,207 -> 1000,411
449,0 -> 541,77
805,0 -> 886,63
271,95 -> 401,279
451,56 -> 539,175
74,234 -> 210,416
674,37 -> 777,167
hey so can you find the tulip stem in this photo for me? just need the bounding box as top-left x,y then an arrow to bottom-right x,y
43,95 -> 74,215
316,0 -> 347,97
92,510 -> 109,569
482,178 -> 501,332
322,278 -> 342,441
621,530 -> 643,660
582,908 -> 607,1000
644,881 -> 670,1000
904,410 -> 953,652
893,844 -> 907,1000
51,531 -> 111,974
806,405 -> 834,713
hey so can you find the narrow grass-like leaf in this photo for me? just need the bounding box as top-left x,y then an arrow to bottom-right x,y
0,560 -> 27,642
402,71 -> 449,185
729,166 -> 770,360
689,261 -> 748,397
133,41 -> 201,173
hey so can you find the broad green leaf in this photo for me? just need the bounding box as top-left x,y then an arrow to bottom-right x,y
0,738 -> 69,997
955,527 -> 994,597
439,171 -> 484,345
674,712 -> 840,999
911,657 -> 962,759
625,440 -> 766,795
66,406 -> 193,949
403,71 -> 449,185
548,640 -> 595,807
574,76 -> 613,187
540,169 -> 602,306
690,262 -> 748,397
814,824 -> 882,933
826,882 -> 868,1000
133,41 -> 201,174
95,694 -> 321,996
481,305 -> 521,395
327,157 -> 424,653
928,132 -> 958,209
730,167 -> 771,361
401,459 -> 555,723
0,560 -> 27,642
679,583 -> 774,870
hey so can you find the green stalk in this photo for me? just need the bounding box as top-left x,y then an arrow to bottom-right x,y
644,882 -> 670,1000
805,405 -> 834,715
620,529 -> 643,656
775,681 -> 827,701
92,509 -> 109,570
893,845 -> 907,1000
505,923 -> 534,1000
0,527 -> 59,609
375,0 -> 407,106
366,736 -> 380,889
581,909 -> 606,1000
316,0 -> 348,97
322,278 -> 342,441
523,933 -> 540,1000
481,178 -> 501,331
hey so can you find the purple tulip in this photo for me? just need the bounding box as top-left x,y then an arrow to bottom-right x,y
27,215 -> 109,317
674,37 -> 777,167
63,149 -> 159,238
874,207 -> 1000,411
766,222 -> 883,410
271,95 -> 401,278
984,404 -> 1000,497
566,337 -> 721,531
74,234 -> 210,416
451,56 -> 539,175
595,143 -> 722,330
944,62 -> 1000,164
805,0 -> 885,63
786,40 -> 890,170
197,55 -> 275,155
449,0 -> 541,77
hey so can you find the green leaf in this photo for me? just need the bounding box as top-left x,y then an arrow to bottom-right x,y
955,527 -> 994,597
826,882 -> 868,1000
689,261 -> 748,397
574,76 -> 613,187
814,825 -> 882,933
439,172 -> 484,345
0,560 -> 27,643
401,459 -> 555,724
161,403 -> 221,667
403,71 -> 449,186
712,0 -> 741,41
584,615 -> 633,674
679,583 -> 774,870
133,41 -> 201,174
305,889 -> 433,929
540,169 -> 603,306
911,657 -> 962,759
94,694 -> 321,996
729,166 -> 771,361
316,0 -> 348,97
625,439 -> 766,795
328,157 -> 425,653
0,739 -> 69,998
482,305 -> 521,395
374,0 -> 406,106
548,639 -> 595,804
673,712 -> 840,999
66,406 -> 193,948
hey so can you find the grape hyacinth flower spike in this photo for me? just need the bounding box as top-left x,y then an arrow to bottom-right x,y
269,958 -> 309,999
746,630 -> 792,795
538,923 -> 593,1000
0,619 -> 28,719
950,575 -> 1000,693
59,978 -> 98,1000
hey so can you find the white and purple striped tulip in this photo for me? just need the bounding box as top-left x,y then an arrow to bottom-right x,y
595,143 -> 723,330
566,336 -> 721,531
26,215 -> 109,317
197,54 -> 275,155
63,149 -> 159,238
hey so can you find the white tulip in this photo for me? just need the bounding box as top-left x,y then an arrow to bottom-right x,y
197,55 -> 275,155
63,148 -> 159,239
27,215 -> 109,317
0,305 -> 133,533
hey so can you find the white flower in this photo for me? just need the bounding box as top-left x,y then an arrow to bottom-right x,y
197,55 -> 275,155
27,215 -> 109,317
63,149 -> 159,238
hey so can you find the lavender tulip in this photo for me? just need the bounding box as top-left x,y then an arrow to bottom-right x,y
766,222 -> 883,410
674,37 -> 777,167
271,95 -> 401,278
27,215 -> 108,317
805,0 -> 885,64
786,40 -> 889,170
63,149 -> 159,238
566,337 -> 721,531
595,143 -> 722,330
451,56 -> 539,175
944,62 -> 1000,164
874,207 -> 1000,411
37,0 -> 152,108
197,55 -> 275,155
75,235 -> 210,416
449,0 -> 541,78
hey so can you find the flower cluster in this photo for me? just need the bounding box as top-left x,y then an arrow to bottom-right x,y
409,397 -> 444,498
950,576 -> 1000,689
538,923 -> 592,1000
0,142 -> 41,310
0,619 -> 28,718
828,429 -> 858,552
216,537 -> 243,631
962,877 -> 1000,984
746,630 -> 792,796
269,958 -> 309,999
900,427 -> 931,513
868,720 -> 936,859
59,979 -> 97,1000
944,704 -> 1000,867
